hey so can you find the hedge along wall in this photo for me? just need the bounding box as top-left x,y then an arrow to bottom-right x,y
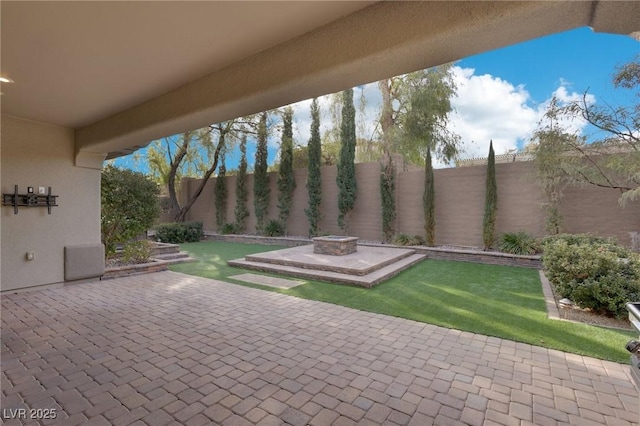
181,160 -> 640,248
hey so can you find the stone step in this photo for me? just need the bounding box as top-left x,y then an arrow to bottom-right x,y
245,245 -> 416,276
153,252 -> 197,265
154,252 -> 189,260
228,253 -> 426,288
151,242 -> 181,256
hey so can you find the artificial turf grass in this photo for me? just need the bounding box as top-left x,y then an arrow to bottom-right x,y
170,241 -> 635,363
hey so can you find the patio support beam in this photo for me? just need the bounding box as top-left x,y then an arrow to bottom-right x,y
75,150 -> 106,170
75,0 -> 640,158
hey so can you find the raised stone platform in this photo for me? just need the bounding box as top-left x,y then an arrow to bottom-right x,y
229,244 -> 425,287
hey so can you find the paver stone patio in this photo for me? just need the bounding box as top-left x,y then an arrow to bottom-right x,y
1,271 -> 638,425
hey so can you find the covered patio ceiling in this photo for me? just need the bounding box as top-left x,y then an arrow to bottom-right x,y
2,1 -> 639,164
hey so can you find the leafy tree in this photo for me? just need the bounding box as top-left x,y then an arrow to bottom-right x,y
398,65 -> 459,246
423,150 -> 435,246
529,101 -> 569,235
482,141 -> 497,250
531,57 -> 639,206
305,98 -> 323,237
234,135 -> 250,233
277,107 -> 296,231
377,78 -> 401,242
292,140 -> 342,169
401,64 -> 461,165
376,65 -> 459,241
254,111 -> 270,233
380,160 -> 395,242
337,88 -> 357,234
214,150 -> 227,230
320,90 -> 368,165
101,165 -> 160,257
145,118 -> 256,222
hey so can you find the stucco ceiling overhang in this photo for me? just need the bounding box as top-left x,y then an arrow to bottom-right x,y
1,1 -> 639,164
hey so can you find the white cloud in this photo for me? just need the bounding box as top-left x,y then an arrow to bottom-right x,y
281,66 -> 597,165
544,85 -> 596,135
448,66 -> 544,159
552,81 -> 596,106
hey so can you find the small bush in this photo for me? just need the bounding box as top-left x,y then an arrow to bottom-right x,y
220,223 -> 237,235
542,233 -> 640,318
156,222 -> 203,243
120,240 -> 153,264
264,220 -> 284,237
572,273 -> 640,318
541,233 -> 613,248
393,233 -> 425,246
499,232 -> 540,255
183,221 -> 204,242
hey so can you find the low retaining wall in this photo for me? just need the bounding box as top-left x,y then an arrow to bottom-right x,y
413,246 -> 541,269
204,233 -> 312,247
101,260 -> 168,280
204,233 -> 542,269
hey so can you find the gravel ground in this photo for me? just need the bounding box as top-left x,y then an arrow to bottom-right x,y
550,286 -> 633,331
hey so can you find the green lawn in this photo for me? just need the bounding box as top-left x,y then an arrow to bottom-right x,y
170,241 -> 635,363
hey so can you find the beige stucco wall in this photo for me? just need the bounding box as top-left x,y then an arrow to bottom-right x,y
1,115 -> 102,291
185,160 -> 639,248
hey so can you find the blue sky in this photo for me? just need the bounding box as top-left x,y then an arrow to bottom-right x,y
461,27 -> 636,105
113,26 -> 638,172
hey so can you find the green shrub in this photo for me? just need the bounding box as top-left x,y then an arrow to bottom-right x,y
541,233 -> 613,247
121,240 -> 153,264
542,233 -> 640,318
101,165 -> 160,257
220,223 -> 237,235
499,232 -> 540,255
572,273 -> 640,318
183,221 -> 204,242
264,220 -> 284,237
156,221 -> 203,243
393,233 -> 425,246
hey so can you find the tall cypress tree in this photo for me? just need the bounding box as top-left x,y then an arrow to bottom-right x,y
254,112 -> 270,233
337,88 -> 357,234
277,107 -> 296,232
380,159 -> 396,243
305,98 -> 322,237
234,135 -> 249,233
424,149 -> 435,246
483,140 -> 498,250
214,150 -> 227,230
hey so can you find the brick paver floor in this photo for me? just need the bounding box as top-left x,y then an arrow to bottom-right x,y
1,271 -> 638,425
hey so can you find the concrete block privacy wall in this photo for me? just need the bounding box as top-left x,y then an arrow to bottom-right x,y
182,160 -> 640,248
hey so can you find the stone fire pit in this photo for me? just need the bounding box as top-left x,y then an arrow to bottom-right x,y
313,236 -> 358,256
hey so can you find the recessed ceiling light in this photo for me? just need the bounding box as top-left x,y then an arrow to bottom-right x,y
0,77 -> 15,83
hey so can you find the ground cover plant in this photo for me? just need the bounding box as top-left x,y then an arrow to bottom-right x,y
499,231 -> 540,255
171,241 -> 635,363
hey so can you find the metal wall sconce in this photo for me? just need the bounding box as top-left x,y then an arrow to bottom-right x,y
2,185 -> 58,214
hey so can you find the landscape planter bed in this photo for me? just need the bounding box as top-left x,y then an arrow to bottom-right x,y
206,232 -> 541,269
102,259 -> 168,280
